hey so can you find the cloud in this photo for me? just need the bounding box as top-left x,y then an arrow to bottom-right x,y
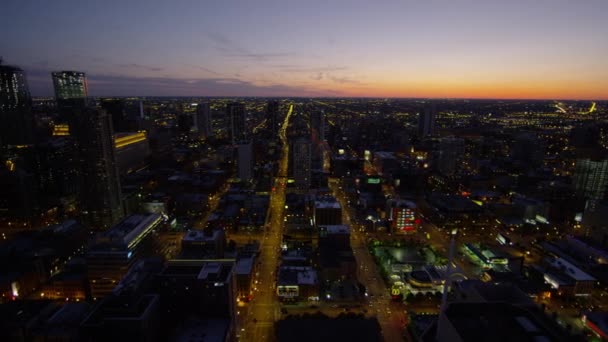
116,63 -> 163,72
329,75 -> 362,85
184,64 -> 222,76
278,65 -> 348,73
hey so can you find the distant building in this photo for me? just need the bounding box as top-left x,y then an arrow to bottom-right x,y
292,137 -> 311,191
386,199 -> 419,234
418,104 -> 436,137
438,136 -> 464,176
87,214 -> 163,299
511,132 -> 544,168
227,102 -> 246,144
52,71 -> 88,100
311,110 -> 325,142
195,102 -> 212,138
0,62 -> 33,146
267,100 -> 279,133
573,157 -> 608,199
237,141 -> 253,181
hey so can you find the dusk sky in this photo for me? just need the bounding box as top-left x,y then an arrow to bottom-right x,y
2,0 -> 607,99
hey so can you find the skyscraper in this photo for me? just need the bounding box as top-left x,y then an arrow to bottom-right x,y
292,137 -> 311,191
418,103 -> 436,138
311,110 -> 325,143
71,107 -> 124,229
573,158 -> 608,200
195,102 -> 212,139
52,71 -> 88,100
52,71 -> 123,229
227,102 -> 246,144
237,141 -> 253,181
0,61 -> 37,221
267,100 -> 279,133
0,62 -> 33,147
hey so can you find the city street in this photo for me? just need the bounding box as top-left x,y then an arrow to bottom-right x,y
329,177 -> 409,342
240,104 -> 293,342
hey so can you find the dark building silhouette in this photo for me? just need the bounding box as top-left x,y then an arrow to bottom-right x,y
418,103 -> 436,137
267,100 -> 279,133
227,102 -> 246,144
0,62 -> 34,147
195,102 -> 212,138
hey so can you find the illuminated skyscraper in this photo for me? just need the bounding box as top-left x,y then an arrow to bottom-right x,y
573,158 -> 608,200
418,103 -> 436,137
227,102 -> 246,144
52,71 -> 88,100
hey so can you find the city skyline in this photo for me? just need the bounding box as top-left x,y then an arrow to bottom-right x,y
2,0 -> 608,100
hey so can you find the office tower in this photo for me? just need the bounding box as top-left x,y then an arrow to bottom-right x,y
195,102 -> 212,138
310,110 -> 325,142
438,136 -> 464,175
292,137 -> 311,191
52,71 -> 88,101
267,100 -> 279,133
227,102 -> 246,144
87,214 -> 163,299
0,62 -> 33,147
72,107 -> 124,229
237,141 -> 253,181
573,158 -> 608,200
418,103 -> 436,137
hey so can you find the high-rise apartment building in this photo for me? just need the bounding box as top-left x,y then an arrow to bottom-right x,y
418,104 -> 436,138
227,102 -> 246,144
573,158 -> 608,200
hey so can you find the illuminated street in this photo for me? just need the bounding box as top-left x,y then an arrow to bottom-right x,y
240,104 -> 293,342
